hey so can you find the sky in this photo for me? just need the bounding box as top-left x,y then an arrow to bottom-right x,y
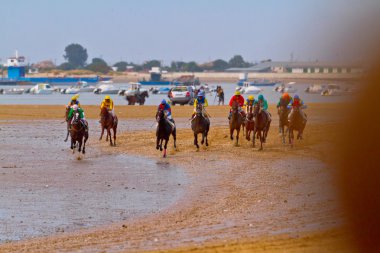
1,0 -> 379,65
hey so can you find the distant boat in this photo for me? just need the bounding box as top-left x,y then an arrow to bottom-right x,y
321,84 -> 343,96
238,82 -> 262,94
3,88 -> 25,95
122,83 -> 149,96
139,67 -> 173,85
274,82 -> 297,93
93,84 -> 119,94
237,79 -> 278,87
29,83 -> 55,95
305,84 -> 326,94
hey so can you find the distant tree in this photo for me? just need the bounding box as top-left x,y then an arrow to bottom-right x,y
170,61 -> 186,72
183,61 -> 203,72
113,61 -> 128,72
63,43 -> 88,68
86,58 -> 110,74
228,55 -> 248,68
142,60 -> 161,70
212,59 -> 229,71
58,62 -> 75,70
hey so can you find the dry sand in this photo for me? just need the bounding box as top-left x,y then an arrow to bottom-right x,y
0,104 -> 356,252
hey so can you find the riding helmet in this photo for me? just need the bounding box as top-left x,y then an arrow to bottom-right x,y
198,91 -> 205,97
258,94 -> 264,100
161,99 -> 166,104
235,90 -> 241,95
105,95 -> 111,100
248,95 -> 254,100
294,94 -> 300,100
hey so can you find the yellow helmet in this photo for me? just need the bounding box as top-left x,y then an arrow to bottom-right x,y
71,94 -> 79,101
235,90 -> 241,95
248,95 -> 254,100
105,95 -> 111,100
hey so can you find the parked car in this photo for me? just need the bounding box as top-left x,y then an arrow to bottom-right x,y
168,86 -> 194,105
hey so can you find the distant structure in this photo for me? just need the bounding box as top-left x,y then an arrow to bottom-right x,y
226,61 -> 362,74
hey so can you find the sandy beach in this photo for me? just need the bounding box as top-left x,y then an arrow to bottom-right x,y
0,104 -> 355,252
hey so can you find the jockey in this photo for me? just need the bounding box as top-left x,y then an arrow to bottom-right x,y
288,94 -> 307,123
158,99 -> 175,128
244,95 -> 256,114
276,92 -> 293,109
100,95 -> 116,123
67,94 -> 81,108
193,90 -> 209,119
256,94 -> 271,121
228,90 -> 245,119
68,104 -> 88,131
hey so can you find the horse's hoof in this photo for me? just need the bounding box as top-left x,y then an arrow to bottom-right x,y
160,147 -> 163,151
206,142 -> 209,146
230,137 -> 233,140
201,141 -> 204,145
156,146 -> 159,150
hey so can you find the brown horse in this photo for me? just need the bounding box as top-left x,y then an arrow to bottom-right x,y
278,105 -> 290,144
191,103 -> 210,150
126,90 -> 149,105
99,107 -> 118,146
245,104 -> 255,141
288,106 -> 306,147
253,102 -> 270,150
229,100 -> 244,146
70,111 -> 88,154
156,109 -> 176,157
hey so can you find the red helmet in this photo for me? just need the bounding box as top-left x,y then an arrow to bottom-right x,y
282,93 -> 290,100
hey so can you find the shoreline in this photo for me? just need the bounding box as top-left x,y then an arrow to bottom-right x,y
0,104 -> 352,252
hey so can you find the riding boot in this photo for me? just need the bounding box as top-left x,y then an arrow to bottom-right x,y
228,112 -> 232,120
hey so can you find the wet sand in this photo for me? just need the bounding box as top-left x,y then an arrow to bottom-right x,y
0,104 -> 354,252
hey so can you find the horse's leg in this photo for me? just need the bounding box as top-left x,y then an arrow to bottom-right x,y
159,138 -> 163,151
289,128 -> 294,147
252,129 -> 256,147
201,131 -> 205,145
83,133 -> 88,154
78,139 -> 82,152
107,128 -> 113,146
64,129 -> 69,142
205,130 -> 209,146
235,128 -> 240,146
163,138 -> 168,158
172,128 -> 177,149
281,125 -> 286,144
113,126 -> 117,146
259,131 -> 263,151
99,126 -> 104,141
71,138 -> 74,153
230,127 -> 234,140
156,137 -> 160,150
194,132 -> 199,150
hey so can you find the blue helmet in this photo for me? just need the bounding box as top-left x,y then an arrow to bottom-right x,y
161,99 -> 166,104
198,91 -> 205,97
258,94 -> 264,100
294,94 -> 300,100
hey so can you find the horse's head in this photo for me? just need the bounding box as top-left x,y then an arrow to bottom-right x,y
143,90 -> 149,98
196,103 -> 203,116
156,109 -> 165,121
247,105 -> 254,119
231,100 -> 239,113
72,111 -> 81,125
253,102 -> 261,116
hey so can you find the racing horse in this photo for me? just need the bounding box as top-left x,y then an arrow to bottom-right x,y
229,100 -> 243,146
245,104 -> 255,141
288,106 -> 306,147
70,111 -> 88,154
253,102 -> 270,150
156,109 -> 177,157
126,90 -> 149,105
191,103 -> 210,150
278,105 -> 290,144
99,107 -> 118,146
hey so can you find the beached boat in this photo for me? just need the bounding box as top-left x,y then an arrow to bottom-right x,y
29,83 -> 55,94
237,79 -> 278,87
238,82 -> 262,94
3,88 -> 25,95
305,84 -> 326,94
122,83 -> 149,96
321,84 -> 343,96
93,84 -> 119,94
274,82 -> 297,93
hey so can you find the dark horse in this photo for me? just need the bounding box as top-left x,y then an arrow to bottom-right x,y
156,109 -> 177,157
278,105 -> 290,144
253,102 -> 270,150
99,107 -> 118,146
245,104 -> 255,141
288,106 -> 306,147
70,111 -> 88,154
191,103 -> 210,150
126,91 -> 149,105
229,100 -> 243,146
